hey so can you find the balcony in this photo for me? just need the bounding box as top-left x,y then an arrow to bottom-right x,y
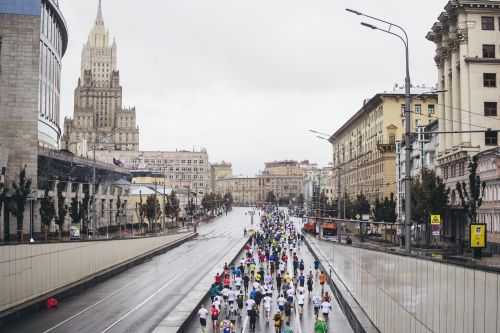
377,142 -> 396,153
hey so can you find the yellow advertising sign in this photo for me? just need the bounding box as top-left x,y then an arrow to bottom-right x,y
470,224 -> 487,249
430,214 -> 441,225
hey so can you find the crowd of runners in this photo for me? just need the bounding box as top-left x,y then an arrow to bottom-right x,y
197,207 -> 332,333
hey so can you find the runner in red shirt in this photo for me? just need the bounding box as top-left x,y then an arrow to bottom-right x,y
215,273 -> 222,286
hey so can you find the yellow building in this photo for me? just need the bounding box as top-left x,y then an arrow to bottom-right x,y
330,89 -> 438,203
215,177 -> 258,205
210,161 -> 233,192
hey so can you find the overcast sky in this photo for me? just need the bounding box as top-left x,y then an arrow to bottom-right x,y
59,0 -> 446,176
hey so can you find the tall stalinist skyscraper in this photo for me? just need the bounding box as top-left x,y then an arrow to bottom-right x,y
63,0 -> 139,157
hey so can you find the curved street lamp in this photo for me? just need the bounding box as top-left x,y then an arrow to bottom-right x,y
346,8 -> 412,252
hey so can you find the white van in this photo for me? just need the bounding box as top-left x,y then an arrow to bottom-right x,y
70,226 -> 81,240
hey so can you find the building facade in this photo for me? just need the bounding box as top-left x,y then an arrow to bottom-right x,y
215,177 -> 258,206
257,161 -> 304,204
210,161 -> 233,192
0,0 -> 68,183
62,0 -> 139,157
427,0 -> 500,196
477,147 -> 500,245
120,150 -> 210,196
396,120 -> 441,221
330,88 -> 438,204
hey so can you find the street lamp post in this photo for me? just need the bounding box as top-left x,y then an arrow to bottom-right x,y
346,8 -> 412,253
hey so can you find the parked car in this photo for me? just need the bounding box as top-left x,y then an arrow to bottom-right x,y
70,226 -> 81,240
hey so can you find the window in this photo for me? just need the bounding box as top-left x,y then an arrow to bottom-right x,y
485,131 -> 498,146
415,104 -> 421,114
482,16 -> 495,30
484,73 -> 497,87
484,102 -> 497,116
483,44 -> 496,58
428,104 -> 435,115
400,104 -> 405,116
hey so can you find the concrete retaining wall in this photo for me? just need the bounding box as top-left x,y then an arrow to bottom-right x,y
319,240 -> 500,333
0,233 -> 194,315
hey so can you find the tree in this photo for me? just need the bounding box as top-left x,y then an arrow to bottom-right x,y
215,193 -> 223,214
456,155 -> 485,226
411,169 -> 449,245
69,194 -> 82,226
145,194 -> 160,231
55,190 -> 68,240
116,195 -> 123,235
265,191 -> 276,204
39,189 -> 56,240
343,193 -> 354,219
81,192 -> 91,235
374,193 -> 397,222
0,167 -> 8,241
166,191 -> 180,225
456,155 -> 486,256
136,191 -> 146,232
319,191 -> 329,217
186,197 -> 196,217
223,192 -> 233,211
353,193 -> 370,218
9,166 -> 32,241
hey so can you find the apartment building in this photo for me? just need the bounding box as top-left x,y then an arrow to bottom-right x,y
426,1 -> 500,243
330,88 -> 438,203
114,150 -> 210,196
210,161 -> 233,192
215,177 -> 258,206
427,0 -> 500,194
257,161 -> 305,204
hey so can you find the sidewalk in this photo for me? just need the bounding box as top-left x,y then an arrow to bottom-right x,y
304,235 -> 379,333
331,233 -> 500,274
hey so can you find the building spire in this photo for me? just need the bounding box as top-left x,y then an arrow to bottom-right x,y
96,0 -> 104,25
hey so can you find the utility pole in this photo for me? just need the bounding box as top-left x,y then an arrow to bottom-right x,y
403,42 -> 412,253
337,164 -> 342,243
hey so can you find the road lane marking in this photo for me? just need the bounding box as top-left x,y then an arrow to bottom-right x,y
42,278 -> 140,333
103,239 -> 240,333
42,238 -> 194,333
101,272 -> 185,333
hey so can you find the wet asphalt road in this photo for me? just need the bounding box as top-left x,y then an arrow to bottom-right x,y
2,208 -> 251,333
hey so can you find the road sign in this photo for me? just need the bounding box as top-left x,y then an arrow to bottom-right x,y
430,214 -> 441,236
470,223 -> 487,249
430,214 -> 441,225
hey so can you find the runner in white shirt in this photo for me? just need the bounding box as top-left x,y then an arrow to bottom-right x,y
228,288 -> 236,307
277,294 -> 287,311
263,295 -> 272,321
321,300 -> 332,320
253,281 -> 261,290
296,286 -> 305,295
245,298 -> 256,316
297,291 -> 305,316
198,305 -> 209,332
212,297 -> 221,311
312,295 -> 322,319
234,276 -> 242,290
